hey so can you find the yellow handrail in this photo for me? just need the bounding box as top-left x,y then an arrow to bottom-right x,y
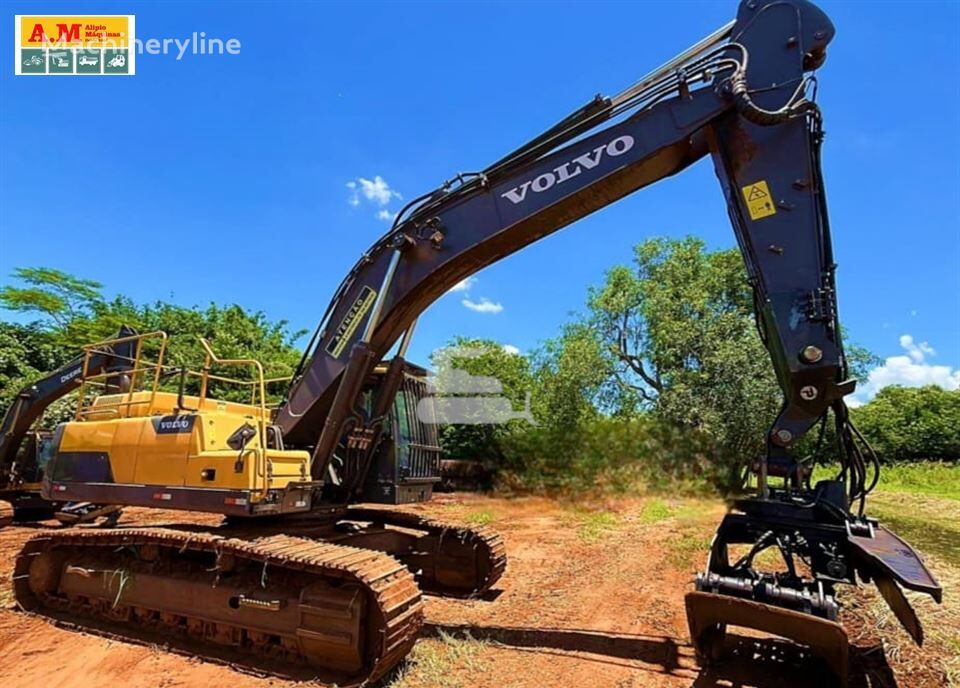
198,337 -> 270,498
75,331 -> 168,420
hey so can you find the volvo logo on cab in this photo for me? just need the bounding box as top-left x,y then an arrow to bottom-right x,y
500,135 -> 635,205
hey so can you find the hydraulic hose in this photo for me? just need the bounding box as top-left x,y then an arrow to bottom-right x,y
729,70 -> 818,126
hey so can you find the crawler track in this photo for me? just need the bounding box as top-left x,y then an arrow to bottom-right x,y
346,507 -> 508,596
13,527 -> 423,685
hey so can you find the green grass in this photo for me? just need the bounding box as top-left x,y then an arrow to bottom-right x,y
666,531 -> 711,570
868,493 -> 960,567
639,499 -> 673,524
465,510 -> 495,526
818,461 -> 960,500
873,461 -> 960,500
572,510 -> 619,543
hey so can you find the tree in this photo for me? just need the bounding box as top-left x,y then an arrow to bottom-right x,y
529,322 -> 615,430
585,238 -> 779,472
0,321 -> 69,415
0,267 -> 103,331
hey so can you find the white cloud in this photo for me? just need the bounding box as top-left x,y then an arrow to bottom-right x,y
447,277 -> 477,294
346,175 -> 401,208
345,181 -> 360,207
502,344 -> 521,355
445,275 -> 503,314
851,334 -> 960,405
376,209 -> 397,222
462,297 -> 503,314
899,334 -> 934,363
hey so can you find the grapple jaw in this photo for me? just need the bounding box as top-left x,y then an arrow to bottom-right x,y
687,491 -> 942,685
848,523 -> 942,646
685,591 -> 849,681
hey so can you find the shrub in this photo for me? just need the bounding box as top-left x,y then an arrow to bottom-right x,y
498,415 -> 722,493
853,385 -> 960,463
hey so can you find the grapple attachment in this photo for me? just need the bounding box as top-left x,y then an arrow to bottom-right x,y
688,487 -> 942,686
685,591 -> 849,680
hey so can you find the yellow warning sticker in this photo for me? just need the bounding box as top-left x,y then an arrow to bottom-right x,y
741,180 -> 777,220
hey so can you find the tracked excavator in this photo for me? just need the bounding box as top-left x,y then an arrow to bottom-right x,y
11,0 -> 942,684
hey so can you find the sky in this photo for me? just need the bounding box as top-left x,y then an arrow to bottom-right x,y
1,0 -> 958,405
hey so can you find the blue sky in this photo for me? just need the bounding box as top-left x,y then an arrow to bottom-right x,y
1,0 -> 958,403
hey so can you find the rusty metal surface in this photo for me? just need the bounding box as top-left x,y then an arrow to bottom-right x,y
0,500 -> 12,528
685,591 -> 849,686
345,506 -> 507,596
13,527 -> 423,685
849,524 -> 942,601
874,574 -> 924,645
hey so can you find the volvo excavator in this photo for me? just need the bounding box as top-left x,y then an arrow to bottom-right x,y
8,0 -> 943,684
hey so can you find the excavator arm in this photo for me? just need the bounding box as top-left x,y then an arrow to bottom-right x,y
273,0 -> 940,680
0,326 -> 136,523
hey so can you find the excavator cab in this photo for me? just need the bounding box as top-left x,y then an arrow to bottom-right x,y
10,430 -> 52,487
362,361 -> 442,504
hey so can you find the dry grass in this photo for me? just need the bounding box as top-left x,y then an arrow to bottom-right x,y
387,631 -> 488,688
839,490 -> 960,687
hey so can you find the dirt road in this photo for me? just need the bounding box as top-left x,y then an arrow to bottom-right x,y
0,493 -> 953,688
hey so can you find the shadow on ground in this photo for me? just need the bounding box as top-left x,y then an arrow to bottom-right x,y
424,622 -> 898,688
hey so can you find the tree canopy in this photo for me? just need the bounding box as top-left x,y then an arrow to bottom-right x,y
0,267 -> 305,411
1,256 -> 951,494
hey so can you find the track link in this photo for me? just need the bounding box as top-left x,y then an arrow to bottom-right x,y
13,527 -> 423,685
347,507 -> 507,597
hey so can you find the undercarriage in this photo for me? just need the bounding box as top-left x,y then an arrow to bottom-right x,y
14,507 -> 505,684
0,490 -> 59,527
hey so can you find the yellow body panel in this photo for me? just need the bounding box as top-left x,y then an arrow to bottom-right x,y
57,391 -> 310,494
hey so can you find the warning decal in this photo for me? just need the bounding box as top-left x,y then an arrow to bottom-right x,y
741,180 -> 777,220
